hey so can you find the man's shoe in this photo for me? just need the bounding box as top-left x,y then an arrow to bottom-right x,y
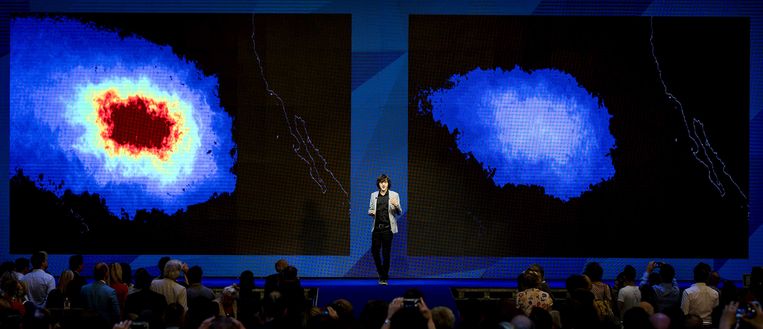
380,279 -> 388,285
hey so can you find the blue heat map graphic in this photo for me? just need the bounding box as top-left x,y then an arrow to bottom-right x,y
423,67 -> 616,200
10,17 -> 236,216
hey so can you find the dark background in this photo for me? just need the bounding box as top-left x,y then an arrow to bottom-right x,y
11,14 -> 351,254
408,16 -> 749,257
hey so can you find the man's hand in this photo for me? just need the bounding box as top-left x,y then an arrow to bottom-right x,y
418,298 -> 436,329
387,297 -> 403,319
391,197 -> 400,208
719,301 -> 739,329
741,301 -> 763,329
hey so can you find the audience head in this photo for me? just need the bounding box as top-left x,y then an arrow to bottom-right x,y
239,270 -> 255,289
510,314 -> 533,329
281,265 -> 299,282
358,300 -> 388,329
157,256 -> 171,278
68,254 -> 84,272
15,257 -> 30,274
59,270 -> 74,291
188,265 -> 203,284
623,264 -> 637,278
693,262 -> 711,283
650,313 -> 671,329
529,307 -> 552,329
659,263 -> 675,284
430,306 -> 455,329
583,262 -> 604,282
109,263 -> 123,284
519,270 -> 541,290
0,261 -> 14,276
0,271 -> 22,296
134,268 -> 153,290
566,274 -> 592,293
528,264 -> 545,280
94,262 -> 109,281
622,307 -> 651,329
708,271 -> 721,287
163,259 -> 183,280
30,251 -> 48,270
275,259 -> 289,273
621,268 -> 636,283
639,302 -> 654,315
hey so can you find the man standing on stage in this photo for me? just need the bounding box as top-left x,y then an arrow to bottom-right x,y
368,174 -> 402,285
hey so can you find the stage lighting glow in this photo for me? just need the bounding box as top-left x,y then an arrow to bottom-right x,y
10,17 -> 236,216
423,66 -> 616,200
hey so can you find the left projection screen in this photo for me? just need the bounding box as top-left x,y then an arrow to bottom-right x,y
10,14 -> 351,255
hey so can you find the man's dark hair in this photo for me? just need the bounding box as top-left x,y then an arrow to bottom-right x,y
30,251 -> 47,269
583,262 -> 604,282
15,258 -> 29,272
134,268 -> 153,290
376,174 -> 391,189
660,263 -> 676,283
565,274 -> 590,293
69,254 -> 84,271
157,256 -> 171,278
281,266 -> 298,281
693,262 -> 712,283
188,265 -> 203,284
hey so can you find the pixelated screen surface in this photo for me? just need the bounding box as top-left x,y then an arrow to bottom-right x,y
409,16 -> 749,257
10,14 -> 351,254
2,1 -> 760,280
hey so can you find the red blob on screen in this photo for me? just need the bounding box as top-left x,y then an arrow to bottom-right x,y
95,90 -> 182,160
